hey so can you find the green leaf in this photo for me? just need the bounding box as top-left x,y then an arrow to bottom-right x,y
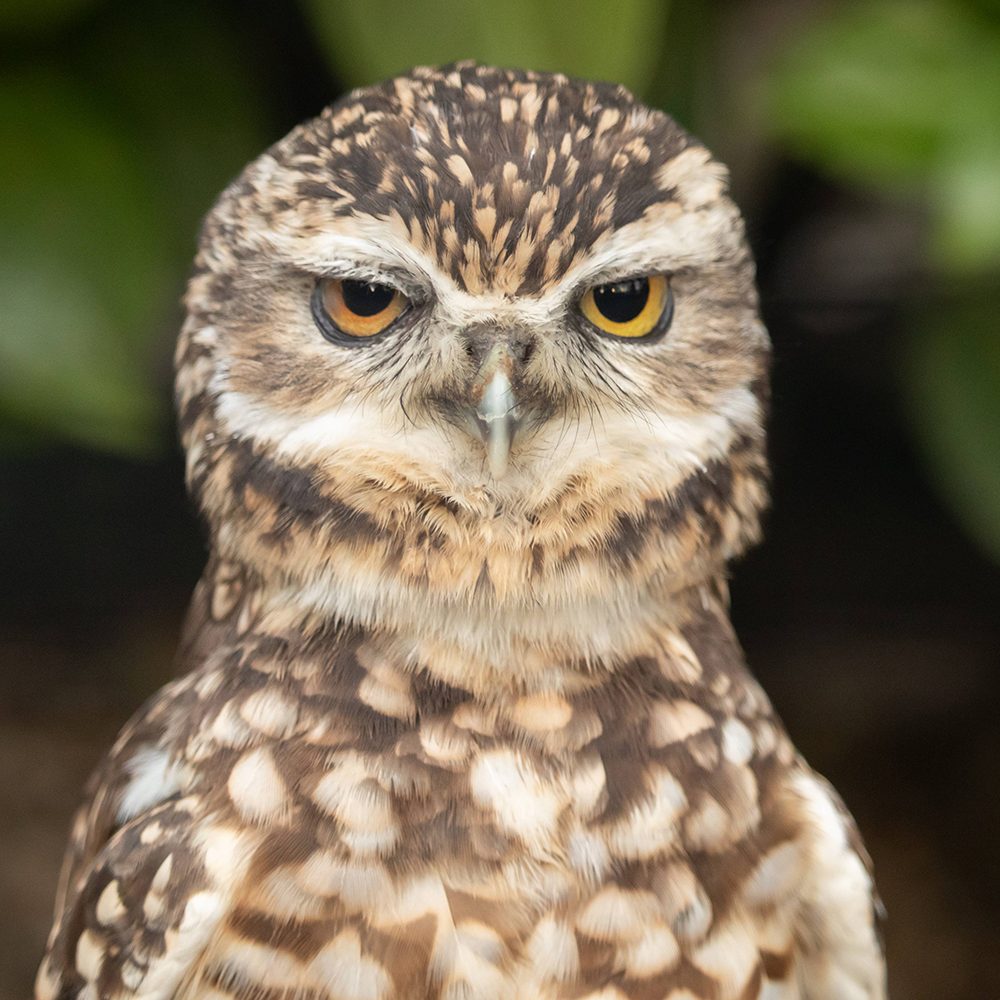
77,4 -> 269,258
0,255 -> 157,453
763,0 -> 1000,274
766,2 -> 985,181
0,7 -> 268,455
905,296 -> 1000,563
300,0 -> 669,96
931,132 -> 1000,271
0,71 -> 170,452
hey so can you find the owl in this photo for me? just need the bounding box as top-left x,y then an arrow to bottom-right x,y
36,64 -> 886,1000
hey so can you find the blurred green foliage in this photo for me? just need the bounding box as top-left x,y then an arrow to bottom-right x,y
908,297 -> 1000,560
763,0 -> 1000,562
304,0 -> 669,95
2,0 -> 999,560
0,0 -> 101,35
765,0 -> 1000,271
2,71 -> 164,451
1,4 -> 265,451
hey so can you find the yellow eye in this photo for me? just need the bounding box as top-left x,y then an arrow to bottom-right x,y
313,277 -> 408,342
579,274 -> 672,340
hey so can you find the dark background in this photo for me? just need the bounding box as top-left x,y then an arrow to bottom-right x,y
3,1 -> 1000,997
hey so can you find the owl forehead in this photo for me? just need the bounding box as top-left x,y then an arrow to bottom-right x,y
260,64 -> 697,295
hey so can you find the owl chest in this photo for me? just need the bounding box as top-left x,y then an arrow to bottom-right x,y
197,719 -> 795,1000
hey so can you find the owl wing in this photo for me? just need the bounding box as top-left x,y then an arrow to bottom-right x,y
35,678 -> 226,1000
786,767 -> 887,1000
36,796 -> 223,1000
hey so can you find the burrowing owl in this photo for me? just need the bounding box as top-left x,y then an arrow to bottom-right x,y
36,64 -> 886,1000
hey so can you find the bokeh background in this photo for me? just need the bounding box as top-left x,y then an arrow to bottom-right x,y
3,0 -> 1000,996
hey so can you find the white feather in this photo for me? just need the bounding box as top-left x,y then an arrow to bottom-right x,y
117,746 -> 189,823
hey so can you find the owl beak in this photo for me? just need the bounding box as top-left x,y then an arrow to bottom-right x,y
471,342 -> 519,479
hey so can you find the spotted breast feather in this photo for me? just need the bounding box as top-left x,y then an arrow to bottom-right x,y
38,564 -> 883,1000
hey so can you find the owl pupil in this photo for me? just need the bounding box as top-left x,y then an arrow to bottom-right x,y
341,280 -> 395,316
593,278 -> 649,323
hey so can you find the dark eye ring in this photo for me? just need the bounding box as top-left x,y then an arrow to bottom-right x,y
312,277 -> 409,345
579,274 -> 673,341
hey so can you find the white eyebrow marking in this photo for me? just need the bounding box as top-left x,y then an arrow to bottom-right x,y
274,194 -> 738,332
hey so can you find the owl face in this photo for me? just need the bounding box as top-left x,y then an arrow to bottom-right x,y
178,65 -> 770,615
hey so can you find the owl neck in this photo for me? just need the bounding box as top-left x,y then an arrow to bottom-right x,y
190,429 -> 767,693
189,541 -> 738,701
188,557 -> 742,703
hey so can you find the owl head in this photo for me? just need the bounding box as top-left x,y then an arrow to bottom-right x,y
177,64 -> 769,639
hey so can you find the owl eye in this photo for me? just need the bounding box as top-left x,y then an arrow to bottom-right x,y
579,274 -> 672,340
312,277 -> 409,342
